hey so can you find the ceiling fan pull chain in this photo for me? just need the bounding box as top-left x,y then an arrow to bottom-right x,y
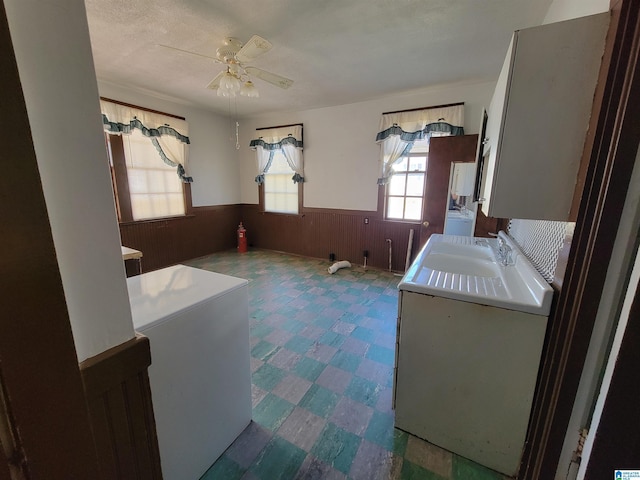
236,121 -> 240,150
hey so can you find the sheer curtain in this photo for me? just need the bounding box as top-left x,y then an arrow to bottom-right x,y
375,104 -> 464,184
100,99 -> 193,183
250,124 -> 304,184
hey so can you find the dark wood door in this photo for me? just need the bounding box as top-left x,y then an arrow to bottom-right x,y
420,134 -> 478,247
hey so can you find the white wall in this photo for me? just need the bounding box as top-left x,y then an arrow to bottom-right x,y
5,0 -> 135,362
238,81 -> 494,211
98,82 -> 240,207
543,0 -> 609,23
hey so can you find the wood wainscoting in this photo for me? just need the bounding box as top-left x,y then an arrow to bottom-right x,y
119,202 -> 504,275
119,204 -> 241,273
241,205 -> 425,272
80,334 -> 163,480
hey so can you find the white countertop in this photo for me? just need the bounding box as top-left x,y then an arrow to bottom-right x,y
127,264 -> 248,330
121,245 -> 143,260
398,233 -> 553,316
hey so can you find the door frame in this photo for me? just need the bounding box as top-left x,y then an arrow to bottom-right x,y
519,0 -> 640,477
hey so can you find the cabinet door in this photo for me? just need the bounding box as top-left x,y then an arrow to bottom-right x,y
481,13 -> 609,221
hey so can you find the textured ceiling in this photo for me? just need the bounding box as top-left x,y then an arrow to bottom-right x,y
84,0 -> 552,117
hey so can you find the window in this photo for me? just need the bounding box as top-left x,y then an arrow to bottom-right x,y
250,124 -> 304,215
384,135 -> 450,221
263,151 -> 299,214
386,151 -> 427,221
107,131 -> 187,222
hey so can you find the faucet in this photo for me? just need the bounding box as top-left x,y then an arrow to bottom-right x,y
497,238 -> 514,266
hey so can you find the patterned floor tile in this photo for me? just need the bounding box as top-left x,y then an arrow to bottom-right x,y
277,406 -> 327,452
189,250 -> 504,480
329,396 -> 374,436
252,363 -> 287,391
298,384 -> 340,419
310,422 -> 362,475
365,343 -> 396,367
329,350 -> 362,373
293,454 -> 347,480
344,375 -> 382,408
253,393 -> 294,432
271,374 -> 313,405
452,454 -> 506,480
305,342 -> 338,363
349,439 -> 403,480
224,421 -> 273,469
201,455 -> 245,480
249,436 -> 307,480
405,434 -> 453,479
315,364 -> 353,395
292,356 -> 326,382
356,357 -> 394,387
267,347 -> 302,371
364,411 -> 408,456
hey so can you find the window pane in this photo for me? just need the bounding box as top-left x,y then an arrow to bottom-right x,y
123,130 -> 185,220
388,174 -> 406,196
263,152 -> 298,214
406,173 -> 425,196
409,156 -> 427,171
405,197 -> 423,220
391,157 -> 408,172
387,197 -> 404,219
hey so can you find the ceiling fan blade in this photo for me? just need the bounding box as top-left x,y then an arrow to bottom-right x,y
156,44 -> 219,62
206,71 -> 225,90
245,67 -> 293,89
236,35 -> 272,63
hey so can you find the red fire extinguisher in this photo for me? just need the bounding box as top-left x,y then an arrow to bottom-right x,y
237,222 -> 247,253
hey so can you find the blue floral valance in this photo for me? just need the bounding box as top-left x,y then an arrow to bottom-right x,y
375,121 -> 464,143
102,115 -> 191,145
250,124 -> 304,185
375,104 -> 464,185
100,99 -> 193,183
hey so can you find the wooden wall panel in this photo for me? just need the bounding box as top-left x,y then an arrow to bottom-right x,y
80,335 -> 162,480
121,202 -> 471,275
120,205 -> 241,272
240,205 -> 419,272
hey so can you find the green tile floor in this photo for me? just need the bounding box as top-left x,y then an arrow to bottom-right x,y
184,250 -> 511,480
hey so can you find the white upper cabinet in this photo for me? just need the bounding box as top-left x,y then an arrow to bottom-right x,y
480,13 -> 609,220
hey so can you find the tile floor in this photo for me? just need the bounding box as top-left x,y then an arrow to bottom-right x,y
184,250 -> 510,480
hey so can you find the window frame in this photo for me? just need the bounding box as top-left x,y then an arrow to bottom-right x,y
106,133 -> 191,224
383,152 -> 428,222
258,151 -> 303,216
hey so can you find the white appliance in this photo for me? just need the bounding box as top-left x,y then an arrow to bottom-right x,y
127,265 -> 251,480
394,234 -> 552,476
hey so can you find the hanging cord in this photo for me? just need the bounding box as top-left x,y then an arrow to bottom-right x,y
234,97 -> 240,150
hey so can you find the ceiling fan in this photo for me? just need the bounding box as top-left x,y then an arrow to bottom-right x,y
159,35 -> 293,98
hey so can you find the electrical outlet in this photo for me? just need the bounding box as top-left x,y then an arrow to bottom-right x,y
364,218 -> 369,224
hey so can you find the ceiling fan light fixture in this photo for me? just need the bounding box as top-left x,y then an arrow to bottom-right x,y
240,80 -> 259,98
219,69 -> 241,94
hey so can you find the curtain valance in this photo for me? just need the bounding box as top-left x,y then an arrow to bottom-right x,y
375,105 -> 464,142
375,104 -> 464,185
100,100 -> 193,183
250,125 -> 304,184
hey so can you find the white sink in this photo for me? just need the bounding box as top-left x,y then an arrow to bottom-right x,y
398,232 -> 553,315
422,253 -> 500,277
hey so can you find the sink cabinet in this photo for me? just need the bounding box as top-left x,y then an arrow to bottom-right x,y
394,291 -> 548,476
479,13 -> 609,220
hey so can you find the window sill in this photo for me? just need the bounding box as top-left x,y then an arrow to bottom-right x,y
119,214 -> 195,226
383,218 -> 423,225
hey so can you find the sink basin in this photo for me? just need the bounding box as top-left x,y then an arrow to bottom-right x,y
422,253 -> 499,277
398,233 -> 553,315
